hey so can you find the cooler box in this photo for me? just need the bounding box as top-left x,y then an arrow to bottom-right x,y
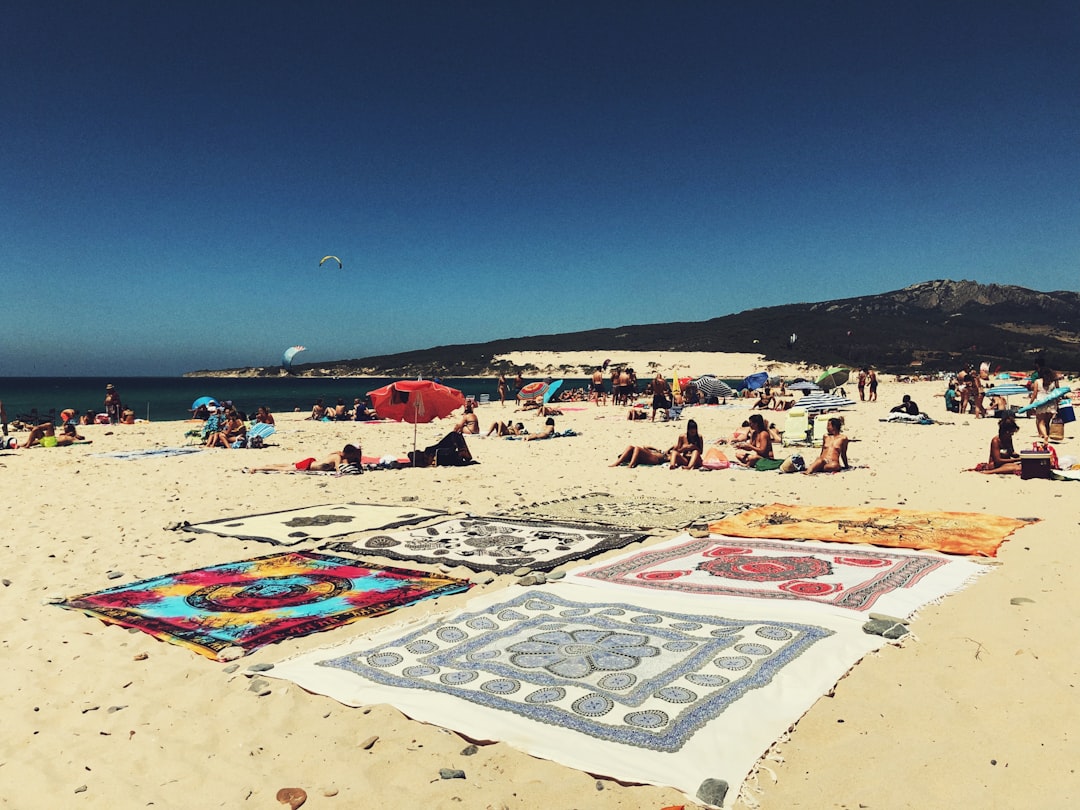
1058,401 -> 1075,424
1020,450 -> 1053,480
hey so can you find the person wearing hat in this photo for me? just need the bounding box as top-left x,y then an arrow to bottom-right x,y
104,384 -> 122,425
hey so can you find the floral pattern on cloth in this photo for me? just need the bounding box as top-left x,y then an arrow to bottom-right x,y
567,534 -> 991,617
493,492 -> 759,530
329,516 -> 649,573
269,584 -> 886,806
57,551 -> 471,660
317,590 -> 831,752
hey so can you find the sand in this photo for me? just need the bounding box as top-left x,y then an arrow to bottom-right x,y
3,353 -> 1078,809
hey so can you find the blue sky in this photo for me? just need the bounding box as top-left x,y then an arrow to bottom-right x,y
3,2 -> 1078,376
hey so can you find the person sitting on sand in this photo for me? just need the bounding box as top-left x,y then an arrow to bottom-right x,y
205,410 -> 247,448
890,394 -> 920,416
733,413 -> 773,467
309,399 -> 327,420
753,387 -> 775,410
247,444 -> 363,474
455,404 -> 479,435
23,422 -> 90,448
255,406 -> 275,426
669,418 -> 704,470
977,416 -> 1022,475
522,417 -> 556,441
803,417 -> 850,474
332,398 -> 349,420
610,445 -> 667,468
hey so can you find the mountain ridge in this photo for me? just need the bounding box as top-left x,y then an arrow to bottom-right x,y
187,280 -> 1080,377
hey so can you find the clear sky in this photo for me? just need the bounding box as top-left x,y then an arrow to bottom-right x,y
3,2 -> 1078,376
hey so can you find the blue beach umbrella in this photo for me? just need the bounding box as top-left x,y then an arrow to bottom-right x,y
542,379 -> 564,404
191,396 -> 218,411
742,372 -> 769,391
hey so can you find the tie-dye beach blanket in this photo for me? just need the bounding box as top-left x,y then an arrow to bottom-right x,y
567,533 -> 990,618
496,492 -> 757,530
708,504 -> 1030,557
329,516 -> 648,573
57,551 -> 471,660
184,503 -> 446,546
269,585 -> 883,807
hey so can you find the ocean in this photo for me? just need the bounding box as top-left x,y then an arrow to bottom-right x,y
1,377 -> 592,423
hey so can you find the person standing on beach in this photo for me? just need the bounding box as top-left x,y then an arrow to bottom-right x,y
497,373 -> 510,406
1031,364 -> 1061,443
591,368 -> 607,406
1,400 -> 7,437
104,384 -> 122,425
867,369 -> 878,402
857,369 -> 867,401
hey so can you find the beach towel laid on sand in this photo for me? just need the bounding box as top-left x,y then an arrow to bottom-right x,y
91,446 -> 204,460
57,551 -> 470,661
708,504 -> 1030,557
184,503 -> 446,546
494,492 -> 758,531
567,533 -> 990,618
269,584 -> 884,808
328,516 -> 648,573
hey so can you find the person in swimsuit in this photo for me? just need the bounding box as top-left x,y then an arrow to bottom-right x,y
104,384 -> 122,425
978,416 -> 1021,474
734,413 -> 773,467
668,419 -> 704,470
591,368 -> 607,406
247,444 -> 363,473
23,422 -> 89,448
522,417 -> 556,441
610,445 -> 667,467
803,417 -> 850,474
650,373 -> 672,421
455,404 -> 480,435
497,373 -> 510,406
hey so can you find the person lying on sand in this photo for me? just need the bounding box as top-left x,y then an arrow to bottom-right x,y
610,445 -> 667,468
246,444 -> 362,474
486,421 -> 526,437
803,417 -> 850,474
23,423 -> 90,448
522,417 -> 556,441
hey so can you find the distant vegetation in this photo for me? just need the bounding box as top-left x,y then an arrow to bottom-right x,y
187,280 -> 1080,377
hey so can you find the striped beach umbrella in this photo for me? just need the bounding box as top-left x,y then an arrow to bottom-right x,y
693,375 -> 735,399
797,392 -> 857,413
788,381 -> 821,392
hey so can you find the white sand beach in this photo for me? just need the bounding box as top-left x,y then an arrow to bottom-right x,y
3,352 -> 1078,809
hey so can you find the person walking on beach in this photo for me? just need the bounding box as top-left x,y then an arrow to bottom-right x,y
1031,363 -> 1061,443
104,384 -> 122,425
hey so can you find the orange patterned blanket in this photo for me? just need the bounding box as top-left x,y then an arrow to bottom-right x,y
707,504 -> 1031,557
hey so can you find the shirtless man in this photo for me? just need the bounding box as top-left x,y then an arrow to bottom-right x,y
803,418 -> 849,474
591,368 -> 607,406
733,414 -> 773,467
247,444 -> 362,473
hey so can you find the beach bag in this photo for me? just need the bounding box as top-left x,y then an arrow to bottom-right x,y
1049,418 -> 1065,442
701,447 -> 730,470
780,454 -> 805,473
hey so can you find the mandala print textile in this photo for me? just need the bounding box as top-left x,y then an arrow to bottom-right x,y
91,446 -> 204,460
496,492 -> 758,531
331,517 -> 649,573
708,504 -> 1032,557
567,533 -> 991,618
183,503 -> 446,546
269,585 -> 884,806
57,552 -> 471,661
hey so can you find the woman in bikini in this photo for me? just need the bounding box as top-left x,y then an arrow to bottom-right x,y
610,445 -> 667,468
734,413 -> 773,467
668,419 -> 704,470
978,416 -> 1021,474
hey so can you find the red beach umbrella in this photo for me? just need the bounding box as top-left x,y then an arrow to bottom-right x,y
367,379 -> 466,424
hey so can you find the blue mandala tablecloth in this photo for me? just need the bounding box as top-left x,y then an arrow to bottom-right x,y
270,584 -> 884,806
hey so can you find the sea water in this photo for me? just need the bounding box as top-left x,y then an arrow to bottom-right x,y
0,377 -> 593,423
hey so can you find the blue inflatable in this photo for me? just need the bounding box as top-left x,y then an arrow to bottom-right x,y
1016,386 -> 1071,415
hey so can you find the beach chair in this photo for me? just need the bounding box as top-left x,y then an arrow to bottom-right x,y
479,393 -> 491,405
667,405 -> 684,421
781,408 -> 812,446
246,422 -> 276,448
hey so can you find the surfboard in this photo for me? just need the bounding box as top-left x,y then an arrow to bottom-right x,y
1016,385 -> 1071,415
